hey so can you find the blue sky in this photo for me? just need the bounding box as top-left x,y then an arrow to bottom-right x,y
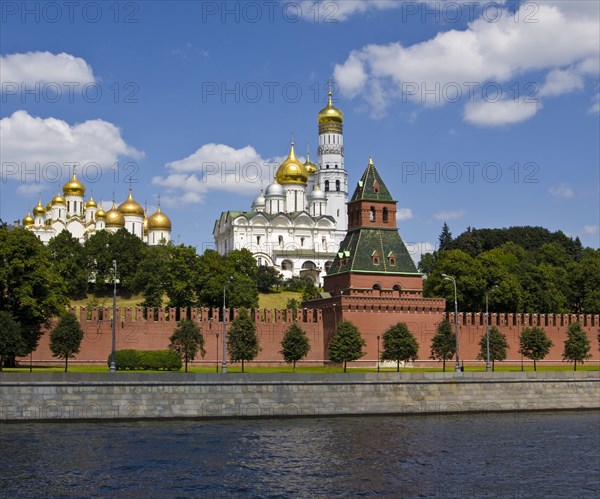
1,0 -> 599,260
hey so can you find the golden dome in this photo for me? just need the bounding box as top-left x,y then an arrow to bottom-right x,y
33,199 -> 46,217
276,142 -> 308,185
95,205 -> 106,220
118,190 -> 144,217
85,196 -> 98,209
105,202 -> 125,227
23,212 -> 34,226
45,202 -> 52,211
317,90 -> 344,124
148,206 -> 172,231
52,193 -> 65,205
304,151 -> 318,176
63,172 -> 86,196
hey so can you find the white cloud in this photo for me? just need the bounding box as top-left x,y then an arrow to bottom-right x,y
464,97 -> 540,126
0,111 -> 143,183
589,92 -> 600,114
396,208 -> 413,221
549,183 -> 574,199
334,1 -> 599,120
539,67 -> 585,97
300,0 -> 402,22
153,143 -> 276,203
0,52 -> 95,86
404,241 -> 436,267
434,209 -> 466,221
584,225 -> 599,235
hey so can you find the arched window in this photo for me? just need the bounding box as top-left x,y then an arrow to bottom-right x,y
281,260 -> 293,271
370,206 -> 376,222
278,235 -> 283,246
336,180 -> 340,192
326,164 -> 330,169
382,207 -> 389,223
325,180 -> 330,191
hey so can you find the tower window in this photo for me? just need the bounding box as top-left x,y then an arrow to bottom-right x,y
257,235 -> 261,245
370,206 -> 376,222
336,180 -> 340,192
335,164 -> 338,169
300,237 -> 305,247
326,164 -> 330,169
382,207 -> 389,223
279,235 -> 283,246
325,180 -> 330,191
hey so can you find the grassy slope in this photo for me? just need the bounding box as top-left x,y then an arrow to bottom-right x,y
70,291 -> 301,310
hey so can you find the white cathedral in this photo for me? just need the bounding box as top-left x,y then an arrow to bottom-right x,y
213,89 -> 348,284
21,174 -> 172,246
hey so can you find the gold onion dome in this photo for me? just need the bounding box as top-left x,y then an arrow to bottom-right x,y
304,151 -> 318,176
276,142 -> 308,185
118,189 -> 145,216
317,90 -> 344,124
148,206 -> 172,231
23,212 -> 34,226
63,172 -> 86,196
105,202 -> 125,227
85,196 -> 98,209
95,205 -> 106,219
52,193 -> 65,205
45,201 -> 52,211
33,199 -> 46,216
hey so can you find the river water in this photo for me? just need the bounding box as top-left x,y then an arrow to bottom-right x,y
1,411 -> 599,498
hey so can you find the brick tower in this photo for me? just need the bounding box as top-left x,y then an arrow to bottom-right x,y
323,156 -> 423,299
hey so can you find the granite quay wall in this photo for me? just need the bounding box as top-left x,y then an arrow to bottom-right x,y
18,307 -> 600,368
1,372 -> 598,421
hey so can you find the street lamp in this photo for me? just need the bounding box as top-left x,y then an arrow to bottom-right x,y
221,277 -> 232,374
110,260 -> 117,373
485,285 -> 498,372
442,274 -> 460,372
377,335 -> 380,373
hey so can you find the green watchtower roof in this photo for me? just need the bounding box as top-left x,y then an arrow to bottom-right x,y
350,156 -> 394,202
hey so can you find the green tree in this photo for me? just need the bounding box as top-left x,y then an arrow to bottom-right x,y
286,298 -> 300,310
169,319 -> 205,372
134,244 -> 170,310
0,311 -> 25,371
47,231 -> 89,299
328,321 -> 366,372
438,222 -> 452,251
418,252 -> 436,276
256,265 -> 281,293
430,320 -> 456,371
301,282 -> 320,302
477,326 -> 509,371
280,322 -> 310,371
164,244 -> 199,309
227,308 -> 260,372
519,327 -> 553,371
49,312 -> 84,372
381,322 -> 419,372
562,322 -> 591,371
0,228 -> 69,362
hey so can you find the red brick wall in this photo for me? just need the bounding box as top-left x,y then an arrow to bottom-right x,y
22,306 -> 600,368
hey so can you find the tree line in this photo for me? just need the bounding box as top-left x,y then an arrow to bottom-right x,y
420,224 -> 600,314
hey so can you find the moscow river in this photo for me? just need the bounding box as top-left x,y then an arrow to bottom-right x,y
1,410 -> 599,498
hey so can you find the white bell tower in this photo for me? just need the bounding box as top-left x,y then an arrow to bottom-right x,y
317,80 -> 347,234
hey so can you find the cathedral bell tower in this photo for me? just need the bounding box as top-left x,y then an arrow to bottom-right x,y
317,83 -> 347,233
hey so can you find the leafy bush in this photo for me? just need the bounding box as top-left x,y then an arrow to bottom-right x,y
107,349 -> 182,371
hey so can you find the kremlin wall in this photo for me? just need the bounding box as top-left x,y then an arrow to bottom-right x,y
23,305 -> 600,368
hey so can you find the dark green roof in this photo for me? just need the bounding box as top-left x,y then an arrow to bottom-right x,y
327,228 -> 418,275
350,160 -> 394,202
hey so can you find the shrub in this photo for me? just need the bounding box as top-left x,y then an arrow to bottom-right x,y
107,349 -> 182,371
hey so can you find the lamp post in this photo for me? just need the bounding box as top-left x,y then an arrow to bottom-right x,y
377,335 -> 380,373
442,274 -> 460,372
221,277 -> 232,374
485,285 -> 498,372
109,260 -> 117,373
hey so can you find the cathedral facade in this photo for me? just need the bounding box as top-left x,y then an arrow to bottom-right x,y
21,174 -> 172,246
213,90 -> 349,284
